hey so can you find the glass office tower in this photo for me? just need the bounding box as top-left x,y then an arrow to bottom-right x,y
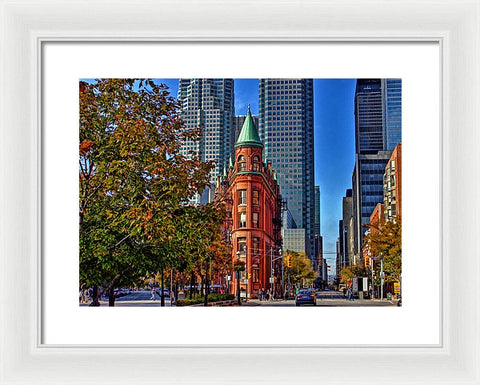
178,79 -> 235,204
354,79 -> 384,154
383,79 -> 402,151
352,78 -> 401,258
258,79 -> 315,258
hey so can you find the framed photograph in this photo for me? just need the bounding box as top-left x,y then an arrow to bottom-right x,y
1,1 -> 479,384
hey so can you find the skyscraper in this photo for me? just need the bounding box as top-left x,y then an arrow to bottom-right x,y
314,186 -> 322,271
178,79 -> 235,203
383,79 -> 402,151
258,79 -> 315,259
352,151 -> 392,258
354,79 -> 384,154
314,186 -> 321,237
351,78 -> 401,259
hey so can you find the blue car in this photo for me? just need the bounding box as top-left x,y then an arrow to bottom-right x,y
295,289 -> 317,306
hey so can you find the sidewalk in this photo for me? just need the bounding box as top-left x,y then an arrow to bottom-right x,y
238,298 -> 289,306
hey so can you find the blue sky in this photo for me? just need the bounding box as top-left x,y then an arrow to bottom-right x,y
157,78 -> 356,272
87,78 -> 357,273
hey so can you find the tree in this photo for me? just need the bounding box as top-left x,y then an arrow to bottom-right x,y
340,268 -> 354,284
364,217 -> 402,283
285,250 -> 316,288
79,79 -> 214,305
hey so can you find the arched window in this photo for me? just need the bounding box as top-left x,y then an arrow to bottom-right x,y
238,155 -> 246,171
252,156 -> 261,172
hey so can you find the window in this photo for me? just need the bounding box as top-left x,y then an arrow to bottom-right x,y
253,156 -> 261,171
237,237 -> 246,253
252,237 -> 260,256
252,269 -> 259,283
239,212 -> 247,228
252,212 -> 259,228
252,190 -> 259,205
238,155 -> 246,171
238,190 -> 247,205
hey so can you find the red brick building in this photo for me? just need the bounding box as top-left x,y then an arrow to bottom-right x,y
216,106 -> 282,299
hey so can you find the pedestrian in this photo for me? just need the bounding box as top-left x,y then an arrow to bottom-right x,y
265,289 -> 270,301
150,288 -> 155,301
259,288 -> 263,301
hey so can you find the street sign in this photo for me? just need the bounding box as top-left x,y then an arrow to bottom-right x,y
394,282 -> 400,294
269,277 -> 275,283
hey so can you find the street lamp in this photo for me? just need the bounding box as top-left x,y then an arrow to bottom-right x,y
380,256 -> 384,300
236,246 -> 248,302
269,247 -> 283,300
371,254 -> 385,300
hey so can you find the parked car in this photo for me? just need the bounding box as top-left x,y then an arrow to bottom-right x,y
295,288 -> 317,306
155,288 -> 170,298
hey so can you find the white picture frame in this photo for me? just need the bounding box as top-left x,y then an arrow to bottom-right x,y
1,1 -> 479,384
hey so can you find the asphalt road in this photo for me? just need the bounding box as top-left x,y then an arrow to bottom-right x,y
80,290 -> 396,307
242,291 -> 396,307
80,290 -> 173,307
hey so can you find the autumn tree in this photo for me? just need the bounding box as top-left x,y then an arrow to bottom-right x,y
79,79 -> 214,305
285,250 -> 316,289
363,217 -> 402,283
340,268 -> 354,284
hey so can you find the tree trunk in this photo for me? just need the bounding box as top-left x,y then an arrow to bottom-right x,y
89,285 -> 101,307
108,287 -> 115,307
189,272 -> 195,299
204,259 -> 209,307
161,267 -> 165,307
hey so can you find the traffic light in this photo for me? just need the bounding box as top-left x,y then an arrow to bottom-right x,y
364,256 -> 370,268
248,273 -> 251,279
287,256 -> 293,268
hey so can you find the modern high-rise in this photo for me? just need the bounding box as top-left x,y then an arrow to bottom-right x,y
314,186 -> 321,237
352,151 -> 393,258
258,79 -> 315,259
338,189 -> 354,268
354,79 -> 384,154
313,186 -> 322,271
178,79 -> 235,203
383,79 -> 402,151
352,78 -> 401,259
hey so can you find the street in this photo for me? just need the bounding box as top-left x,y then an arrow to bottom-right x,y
80,289 -> 173,307
242,291 -> 397,307
80,290 -> 397,307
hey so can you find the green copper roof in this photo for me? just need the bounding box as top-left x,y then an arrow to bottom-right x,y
235,105 -> 264,149
229,154 -> 234,169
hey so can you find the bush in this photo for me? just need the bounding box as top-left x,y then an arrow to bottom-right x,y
176,298 -> 203,306
207,293 -> 234,302
176,293 -> 235,306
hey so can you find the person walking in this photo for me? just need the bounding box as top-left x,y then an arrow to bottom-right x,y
348,287 -> 354,301
150,288 -> 156,301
